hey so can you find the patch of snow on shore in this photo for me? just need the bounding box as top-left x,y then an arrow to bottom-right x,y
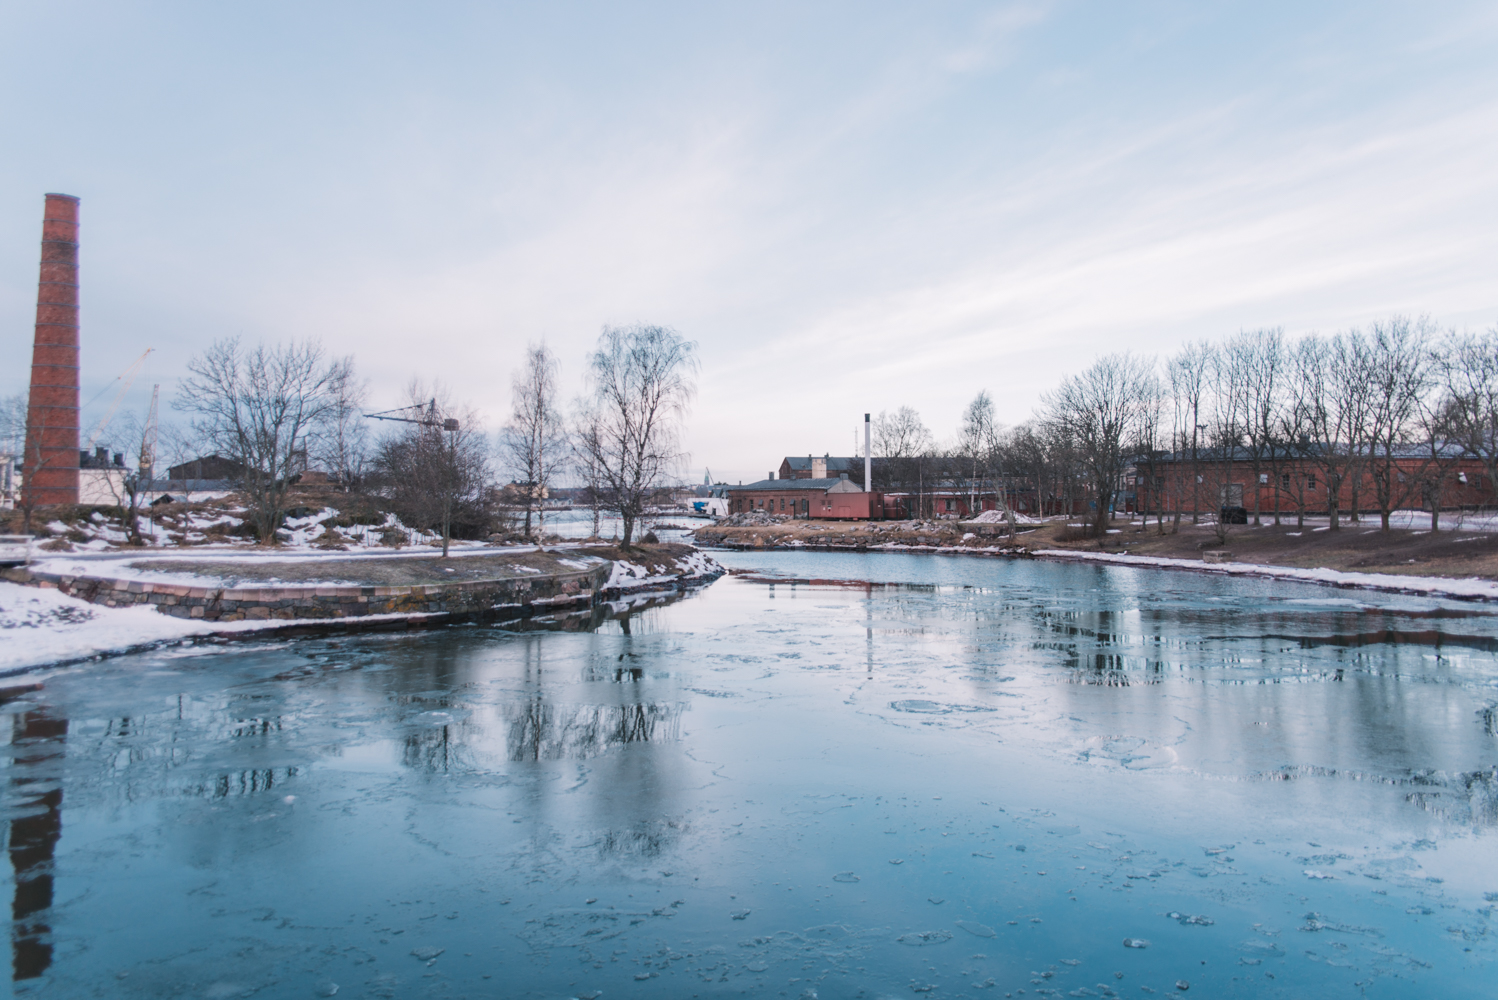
0,582 -> 213,675
605,551 -> 723,591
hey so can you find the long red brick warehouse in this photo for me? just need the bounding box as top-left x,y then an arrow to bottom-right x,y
23,193 -> 81,506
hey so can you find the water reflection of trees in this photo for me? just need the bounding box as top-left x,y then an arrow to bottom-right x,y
403,724 -> 471,773
505,698 -> 681,761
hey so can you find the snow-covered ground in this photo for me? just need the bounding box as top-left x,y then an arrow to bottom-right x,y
604,549 -> 723,592
964,509 -> 1043,525
1035,548 -> 1498,601
0,583 -> 244,675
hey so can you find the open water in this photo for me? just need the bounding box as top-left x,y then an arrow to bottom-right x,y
3,551 -> 1496,998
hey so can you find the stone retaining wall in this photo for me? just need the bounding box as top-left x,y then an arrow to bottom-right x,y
0,563 -> 611,622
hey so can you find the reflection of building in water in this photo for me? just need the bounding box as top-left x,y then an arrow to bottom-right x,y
506,699 -> 682,761
8,709 -> 68,982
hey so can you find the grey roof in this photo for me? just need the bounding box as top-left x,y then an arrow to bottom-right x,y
782,456 -> 859,473
730,477 -> 856,492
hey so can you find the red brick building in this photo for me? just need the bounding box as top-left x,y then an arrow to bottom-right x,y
727,475 -> 884,519
1131,446 -> 1495,520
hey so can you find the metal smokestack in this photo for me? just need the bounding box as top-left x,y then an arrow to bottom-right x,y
23,194 -> 81,506
864,413 -> 872,491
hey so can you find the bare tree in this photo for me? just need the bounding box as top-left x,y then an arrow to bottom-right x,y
1044,352 -> 1152,534
571,402 -> 608,538
0,393 -> 26,512
371,382 -> 493,556
502,343 -> 567,540
874,407 -> 934,518
580,324 -> 697,548
314,355 -> 368,492
1363,316 -> 1435,530
1168,341 -> 1215,525
1287,332 -> 1372,531
175,337 -> 350,543
1437,326 -> 1498,501
874,406 -> 933,459
1224,329 -> 1286,525
1129,367 -> 1167,533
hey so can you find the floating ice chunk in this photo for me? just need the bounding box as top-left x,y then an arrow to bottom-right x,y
956,920 -> 997,938
1175,980 -> 1190,991
315,984 -> 339,998
730,909 -> 751,920
832,872 -> 860,883
410,946 -> 444,961
1122,938 -> 1150,949
1303,869 -> 1336,880
898,930 -> 953,946
1167,912 -> 1214,926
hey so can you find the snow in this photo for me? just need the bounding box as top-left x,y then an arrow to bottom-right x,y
965,509 -> 1043,525
604,550 -> 723,592
0,582 -> 216,675
1034,549 -> 1498,601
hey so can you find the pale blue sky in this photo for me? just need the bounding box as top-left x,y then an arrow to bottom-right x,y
3,2 -> 1496,484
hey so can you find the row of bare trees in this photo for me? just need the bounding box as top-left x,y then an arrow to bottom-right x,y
866,316 -> 1498,535
81,324 -> 696,550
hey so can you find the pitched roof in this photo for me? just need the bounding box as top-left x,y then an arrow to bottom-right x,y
730,477 -> 857,492
782,456 -> 859,473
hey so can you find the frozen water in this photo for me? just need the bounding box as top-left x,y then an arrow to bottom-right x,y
0,550 -> 1495,996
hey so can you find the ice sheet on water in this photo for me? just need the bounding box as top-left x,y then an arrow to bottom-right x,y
832,871 -> 860,882
956,920 -> 997,938
1122,938 -> 1150,949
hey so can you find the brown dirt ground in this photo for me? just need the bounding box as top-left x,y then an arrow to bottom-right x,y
693,518 -> 1498,581
129,542 -> 693,588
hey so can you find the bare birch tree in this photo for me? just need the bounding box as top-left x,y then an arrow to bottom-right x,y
502,343 -> 566,540
580,324 -> 697,548
175,338 -> 351,543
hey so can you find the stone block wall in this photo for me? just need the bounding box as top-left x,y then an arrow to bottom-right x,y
1,563 -> 611,623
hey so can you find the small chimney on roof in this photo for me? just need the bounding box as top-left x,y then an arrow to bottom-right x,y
768,471 -> 775,480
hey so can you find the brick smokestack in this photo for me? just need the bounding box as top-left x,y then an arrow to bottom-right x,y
23,194 -> 82,507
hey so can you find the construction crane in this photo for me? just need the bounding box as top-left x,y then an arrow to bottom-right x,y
139,385 -> 159,481
83,348 -> 153,450
365,399 -> 459,432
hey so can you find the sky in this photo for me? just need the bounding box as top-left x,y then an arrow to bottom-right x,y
2,1 -> 1497,486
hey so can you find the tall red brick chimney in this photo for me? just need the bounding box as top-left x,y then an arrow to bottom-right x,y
22,193 -> 82,507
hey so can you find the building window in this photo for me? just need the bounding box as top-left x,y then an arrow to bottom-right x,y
944,499 -> 954,511
1259,473 -> 1268,484
1281,474 -> 1290,488
1307,475 -> 1316,490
